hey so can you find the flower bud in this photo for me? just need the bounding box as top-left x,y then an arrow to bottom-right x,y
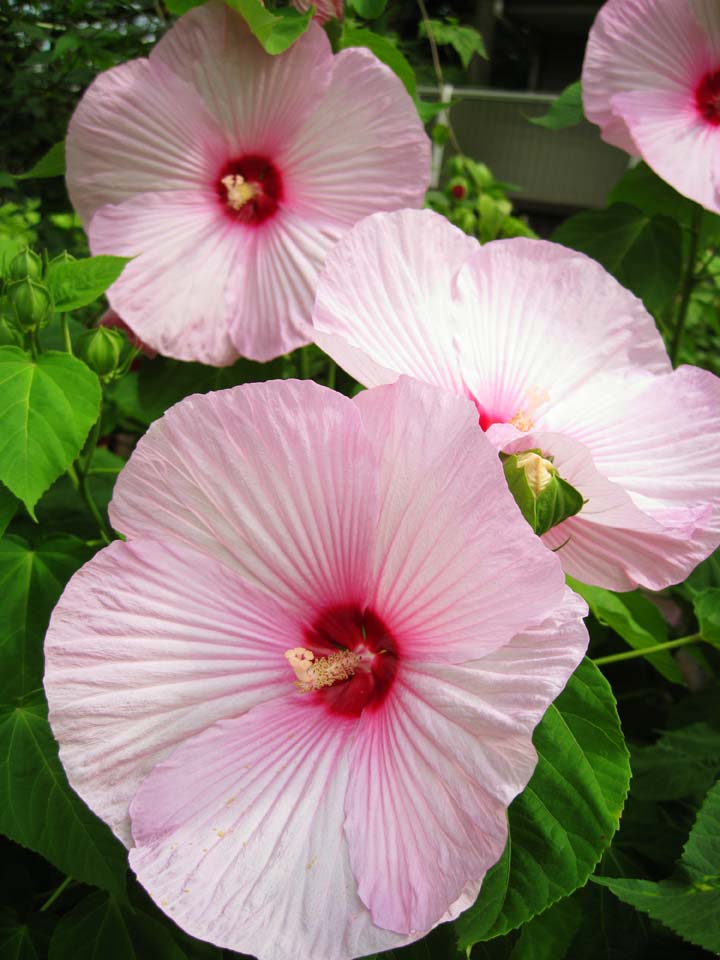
501,448 -> 585,537
77,325 -> 125,379
47,250 -> 76,269
6,277 -> 54,331
0,315 -> 24,347
449,177 -> 469,200
6,247 -> 43,282
451,207 -> 477,236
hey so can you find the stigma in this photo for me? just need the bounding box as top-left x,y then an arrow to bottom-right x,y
284,647 -> 362,694
509,386 -> 549,433
221,174 -> 259,210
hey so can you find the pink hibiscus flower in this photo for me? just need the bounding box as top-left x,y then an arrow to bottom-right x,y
65,1 -> 430,366
45,378 -> 587,960
582,0 -> 720,213
310,209 -> 720,592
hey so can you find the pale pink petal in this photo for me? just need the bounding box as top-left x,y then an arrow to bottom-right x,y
611,89 -> 720,213
129,698 -> 415,960
502,428 -> 718,591
110,381 -> 378,621
354,377 -> 567,663
582,0 -> 712,153
345,587 -> 587,934
66,57 -> 227,225
453,238 -> 671,426
44,539 -> 296,845
88,192 -> 242,366
228,210 -> 336,361
282,48 -> 430,225
151,3 -> 333,155
312,209 -> 477,391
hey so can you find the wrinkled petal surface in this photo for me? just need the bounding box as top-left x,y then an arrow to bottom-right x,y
110,380 -> 378,621
44,539 -> 296,844
345,587 -> 588,933
582,0 -> 720,211
129,698 -> 415,960
354,378 -> 567,662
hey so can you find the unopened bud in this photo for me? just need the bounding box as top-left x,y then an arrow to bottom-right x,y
6,277 -> 54,330
47,251 -> 76,269
449,177 -> 469,200
501,448 -> 585,537
77,325 -> 124,378
452,207 -> 477,236
7,247 -> 43,282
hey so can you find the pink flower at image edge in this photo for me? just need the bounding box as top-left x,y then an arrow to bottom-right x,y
310,208 -> 720,592
44,377 -> 587,960
65,1 -> 430,365
582,0 -> 720,212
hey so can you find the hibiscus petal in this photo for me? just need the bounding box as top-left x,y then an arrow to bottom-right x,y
44,539 -> 296,845
582,0 -> 711,153
282,47 -> 430,225
151,2 -> 332,155
345,587 -> 587,934
312,209 -> 477,390
66,57 -> 227,225
129,698 -> 414,960
110,381 -> 378,620
610,88 -> 720,213
453,238 -> 671,423
354,377 -> 566,662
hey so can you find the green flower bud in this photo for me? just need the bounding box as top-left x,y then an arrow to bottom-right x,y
0,315 -> 24,347
6,247 -> 43,282
448,176 -> 469,200
451,207 -> 477,236
6,277 -> 54,331
47,250 -> 76,269
77,325 -> 125,379
501,448 -> 585,537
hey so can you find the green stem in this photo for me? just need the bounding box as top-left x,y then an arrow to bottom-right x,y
77,467 -> 111,545
669,207 -> 702,365
326,359 -> 336,390
300,347 -> 311,380
40,875 -> 73,912
593,633 -> 703,667
61,315 -> 73,355
72,407 -> 112,544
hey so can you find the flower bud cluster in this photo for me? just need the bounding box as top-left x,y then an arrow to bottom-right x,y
1,248 -> 53,332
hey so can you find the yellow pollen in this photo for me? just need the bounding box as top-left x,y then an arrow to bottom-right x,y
284,646 -> 361,694
222,174 -> 258,210
509,386 -> 549,433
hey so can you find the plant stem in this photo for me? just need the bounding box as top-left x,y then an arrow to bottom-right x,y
416,0 -> 462,153
61,314 -> 73,355
300,347 -> 311,380
326,359 -> 336,390
593,633 -> 703,666
77,467 -> 111,545
73,409 -> 112,544
40,875 -> 73,912
669,207 -> 702,365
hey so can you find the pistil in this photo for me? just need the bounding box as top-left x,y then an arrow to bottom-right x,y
285,646 -> 362,694
221,174 -> 259,210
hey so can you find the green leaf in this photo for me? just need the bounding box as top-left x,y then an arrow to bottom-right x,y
348,0 -> 387,18
553,203 -> 683,316
630,722 -> 720,802
506,894 -> 582,960
529,82 -> 583,130
692,588 -> 720,647
0,910 -> 54,960
415,99 -> 450,124
0,482 -> 18,536
0,534 -> 91,702
12,142 -> 65,181
608,161 -> 720,247
223,0 -> 313,54
48,891 -> 193,960
594,780 -> 720,954
164,0 -> 205,12
46,255 -> 130,312
339,27 -> 416,97
0,698 -> 127,895
419,18 -> 486,69
0,347 -> 101,514
568,578 -> 682,684
456,658 -> 630,949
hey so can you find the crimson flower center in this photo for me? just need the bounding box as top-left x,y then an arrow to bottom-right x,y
695,69 -> 720,126
290,605 -> 399,718
216,154 -> 283,225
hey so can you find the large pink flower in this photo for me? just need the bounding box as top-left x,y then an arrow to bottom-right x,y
582,0 -> 720,212
45,378 -> 586,960
65,2 -> 430,366
310,209 -> 720,592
